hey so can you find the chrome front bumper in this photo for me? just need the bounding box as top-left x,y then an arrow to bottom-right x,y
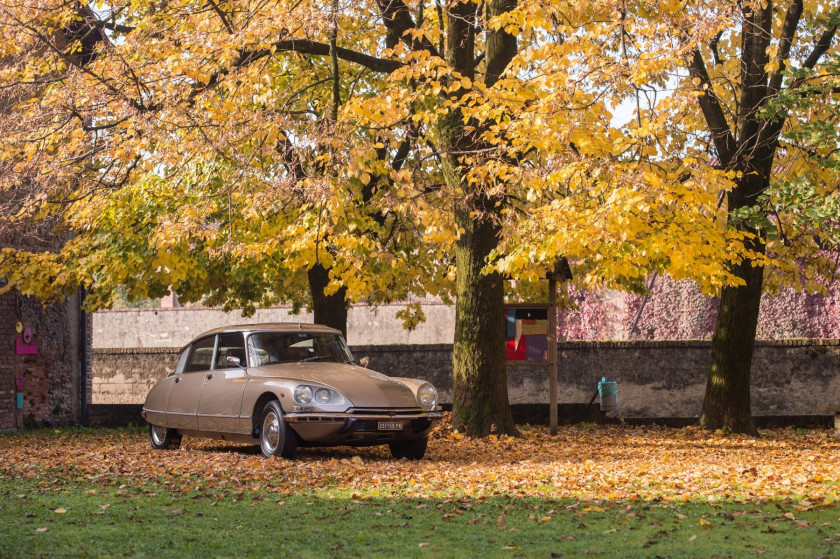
283,411 -> 443,423
284,410 -> 443,445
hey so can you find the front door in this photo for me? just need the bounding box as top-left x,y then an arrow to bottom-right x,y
198,333 -> 249,433
167,335 -> 216,430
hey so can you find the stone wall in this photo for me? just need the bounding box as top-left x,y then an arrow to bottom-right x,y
93,303 -> 456,348
1,289 -> 90,429
93,339 -> 840,418
92,348 -> 181,405
92,276 -> 840,350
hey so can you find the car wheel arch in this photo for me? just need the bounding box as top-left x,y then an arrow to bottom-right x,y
251,392 -> 283,437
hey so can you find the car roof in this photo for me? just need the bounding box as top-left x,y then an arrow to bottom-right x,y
181,323 -> 342,351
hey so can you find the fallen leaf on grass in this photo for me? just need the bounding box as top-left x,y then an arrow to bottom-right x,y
52,508 -> 66,514
688,534 -> 697,541
35,527 -> 47,533
2,416 -> 838,505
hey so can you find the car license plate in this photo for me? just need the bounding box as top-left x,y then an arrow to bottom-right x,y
378,421 -> 403,431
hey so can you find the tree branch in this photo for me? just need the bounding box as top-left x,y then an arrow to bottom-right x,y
191,38 -> 401,102
709,30 -> 723,66
687,49 -> 737,166
206,0 -> 234,34
801,23 -> 838,70
768,0 -> 803,95
377,0 -> 440,57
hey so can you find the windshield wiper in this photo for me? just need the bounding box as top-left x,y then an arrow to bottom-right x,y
299,355 -> 330,363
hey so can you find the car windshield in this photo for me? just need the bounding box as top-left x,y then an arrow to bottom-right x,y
247,331 -> 354,366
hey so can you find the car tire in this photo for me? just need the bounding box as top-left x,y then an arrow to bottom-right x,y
259,400 -> 298,459
389,437 -> 427,460
149,424 -> 181,450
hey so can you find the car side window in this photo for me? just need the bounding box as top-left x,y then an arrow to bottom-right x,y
214,333 -> 246,369
185,336 -> 216,372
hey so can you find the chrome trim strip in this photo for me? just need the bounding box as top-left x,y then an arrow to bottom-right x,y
284,412 -> 443,423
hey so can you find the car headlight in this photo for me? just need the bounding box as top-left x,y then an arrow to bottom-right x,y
314,388 -> 331,404
418,383 -> 437,410
294,385 -> 312,404
294,385 -> 345,405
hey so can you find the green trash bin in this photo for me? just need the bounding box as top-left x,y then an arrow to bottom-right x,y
597,377 -> 617,413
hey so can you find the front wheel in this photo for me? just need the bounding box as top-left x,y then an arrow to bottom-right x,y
259,400 -> 298,459
389,438 -> 427,460
149,424 -> 181,450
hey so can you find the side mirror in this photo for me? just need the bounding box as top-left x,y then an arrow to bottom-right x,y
226,356 -> 243,368
358,356 -> 370,368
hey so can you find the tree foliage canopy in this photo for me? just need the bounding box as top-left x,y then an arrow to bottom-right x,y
1,1 -> 837,306
0,1 -> 837,434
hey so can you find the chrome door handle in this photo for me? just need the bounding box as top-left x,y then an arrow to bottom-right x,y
206,374 -> 214,380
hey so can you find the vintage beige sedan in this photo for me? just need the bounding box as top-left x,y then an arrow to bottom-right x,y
142,323 -> 441,459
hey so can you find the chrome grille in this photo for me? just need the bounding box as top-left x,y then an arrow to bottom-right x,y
348,407 -> 423,415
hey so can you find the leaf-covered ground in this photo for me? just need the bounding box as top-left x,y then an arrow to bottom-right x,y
2,418 -> 838,502
2,418 -> 840,557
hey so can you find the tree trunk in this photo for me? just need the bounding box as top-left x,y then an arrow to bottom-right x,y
451,207 -> 517,436
700,159 -> 772,435
307,263 -> 348,338
695,2 -> 780,435
441,0 -> 518,437
700,257 -> 763,435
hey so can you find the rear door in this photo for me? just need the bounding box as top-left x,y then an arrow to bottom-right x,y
197,332 -> 249,433
166,335 -> 216,430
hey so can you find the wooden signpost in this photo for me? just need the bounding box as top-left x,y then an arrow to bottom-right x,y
505,259 -> 571,436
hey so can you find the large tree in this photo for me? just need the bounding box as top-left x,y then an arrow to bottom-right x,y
0,0 -> 524,435
687,1 -> 839,433
482,1 -> 840,434
0,1 -> 440,338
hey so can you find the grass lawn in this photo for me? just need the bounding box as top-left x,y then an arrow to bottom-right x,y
1,420 -> 839,557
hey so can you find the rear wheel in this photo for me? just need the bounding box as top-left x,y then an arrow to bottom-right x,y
389,437 -> 427,460
149,424 -> 181,450
259,400 -> 298,459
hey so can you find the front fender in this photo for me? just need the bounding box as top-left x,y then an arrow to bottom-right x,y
239,377 -> 355,434
390,377 -> 432,408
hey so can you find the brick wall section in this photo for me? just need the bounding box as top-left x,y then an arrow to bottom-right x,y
0,292 -> 16,429
93,339 -> 840,419
0,290 -> 89,429
562,277 -> 840,341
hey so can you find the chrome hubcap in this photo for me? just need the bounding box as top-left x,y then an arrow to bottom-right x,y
262,412 -> 280,454
151,425 -> 167,445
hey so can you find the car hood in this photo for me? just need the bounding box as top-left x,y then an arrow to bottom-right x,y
249,362 -> 419,408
